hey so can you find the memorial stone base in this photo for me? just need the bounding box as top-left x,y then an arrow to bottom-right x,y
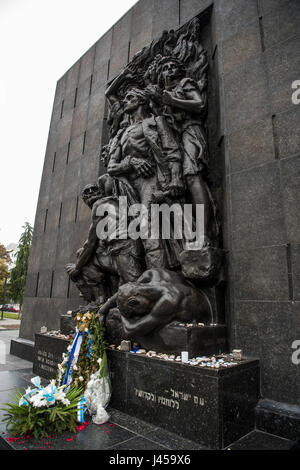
33,333 -> 70,380
31,333 -> 260,449
108,349 -> 260,449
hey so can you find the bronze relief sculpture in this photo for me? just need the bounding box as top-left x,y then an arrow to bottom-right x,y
66,18 -> 226,355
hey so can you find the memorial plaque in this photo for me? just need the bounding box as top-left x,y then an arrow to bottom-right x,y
108,349 -> 260,449
33,333 -> 70,380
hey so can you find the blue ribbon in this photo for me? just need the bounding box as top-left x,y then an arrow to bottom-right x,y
63,331 -> 82,386
42,383 -> 57,405
19,377 -> 58,407
78,396 -> 86,423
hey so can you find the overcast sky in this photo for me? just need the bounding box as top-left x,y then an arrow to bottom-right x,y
0,0 -> 137,247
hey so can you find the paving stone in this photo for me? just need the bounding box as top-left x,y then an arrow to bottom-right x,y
110,435 -> 168,450
0,371 -> 30,393
226,430 -> 294,450
144,428 -> 207,450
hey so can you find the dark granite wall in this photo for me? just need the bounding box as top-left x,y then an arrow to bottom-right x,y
20,0 -> 300,409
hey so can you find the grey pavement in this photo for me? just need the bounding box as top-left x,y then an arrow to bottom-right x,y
0,329 -> 32,372
0,318 -> 21,330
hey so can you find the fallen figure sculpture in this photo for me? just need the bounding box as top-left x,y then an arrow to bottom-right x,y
117,268 -> 212,337
100,268 -> 214,353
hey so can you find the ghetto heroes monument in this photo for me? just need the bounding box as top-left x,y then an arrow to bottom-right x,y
15,0 -> 300,447
65,17 -> 227,355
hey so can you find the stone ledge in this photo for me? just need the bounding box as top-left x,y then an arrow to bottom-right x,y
10,338 -> 35,363
256,399 -> 300,441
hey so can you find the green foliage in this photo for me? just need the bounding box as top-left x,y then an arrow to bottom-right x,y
10,222 -> 33,306
0,244 -> 12,302
0,386 -> 83,439
58,309 -> 107,390
2,312 -> 18,319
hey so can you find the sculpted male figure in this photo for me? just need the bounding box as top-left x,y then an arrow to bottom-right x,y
158,56 -> 218,246
66,175 -> 144,306
107,86 -> 184,268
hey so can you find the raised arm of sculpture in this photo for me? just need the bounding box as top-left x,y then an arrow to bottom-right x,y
162,79 -> 207,115
105,66 -> 134,104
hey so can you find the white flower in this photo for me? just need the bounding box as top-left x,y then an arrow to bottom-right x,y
84,328 -> 88,333
54,390 -> 70,407
29,392 -> 49,408
79,376 -> 84,382
25,387 -> 32,394
77,316 -> 81,320
67,345 -> 72,352
97,358 -> 102,365
73,365 -> 78,371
